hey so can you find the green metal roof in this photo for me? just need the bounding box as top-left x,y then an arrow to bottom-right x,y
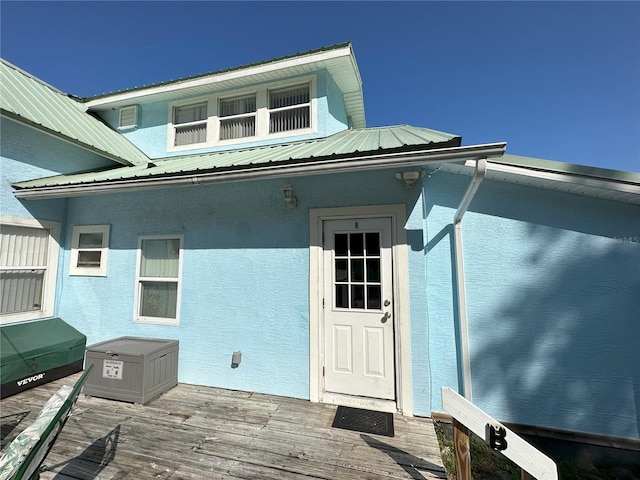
0,59 -> 149,166
12,125 -> 461,189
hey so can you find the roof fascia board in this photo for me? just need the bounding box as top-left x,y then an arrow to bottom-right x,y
471,160 -> 640,196
85,46 -> 355,108
14,143 -> 506,200
1,111 -> 136,166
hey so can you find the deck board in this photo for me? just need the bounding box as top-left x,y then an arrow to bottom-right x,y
1,374 -> 447,479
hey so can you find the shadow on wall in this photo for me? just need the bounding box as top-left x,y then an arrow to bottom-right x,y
470,225 -> 640,440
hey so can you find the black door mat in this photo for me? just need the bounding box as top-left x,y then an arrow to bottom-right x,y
332,406 -> 394,437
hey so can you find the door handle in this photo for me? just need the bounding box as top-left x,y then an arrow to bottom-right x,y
381,311 -> 391,323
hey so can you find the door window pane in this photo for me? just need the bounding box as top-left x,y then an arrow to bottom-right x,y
335,234 -> 348,256
350,233 -> 364,255
335,259 -> 348,282
366,233 -> 380,255
336,285 -> 349,308
351,285 -> 365,309
367,286 -> 381,310
366,258 -> 380,283
351,259 -> 364,282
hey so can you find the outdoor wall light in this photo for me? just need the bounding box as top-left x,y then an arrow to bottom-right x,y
281,182 -> 298,209
395,171 -> 425,188
231,351 -> 242,368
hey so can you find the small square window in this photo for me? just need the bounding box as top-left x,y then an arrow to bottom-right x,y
70,225 -> 110,276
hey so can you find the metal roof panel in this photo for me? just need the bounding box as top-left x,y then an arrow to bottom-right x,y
13,125 -> 460,189
1,59 -> 149,166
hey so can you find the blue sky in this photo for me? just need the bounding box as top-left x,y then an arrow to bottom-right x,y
2,1 -> 639,172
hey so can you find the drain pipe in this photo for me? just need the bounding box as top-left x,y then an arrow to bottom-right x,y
453,158 -> 487,401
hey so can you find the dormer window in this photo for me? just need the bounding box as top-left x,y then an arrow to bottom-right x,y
167,75 -> 315,152
269,85 -> 310,133
219,94 -> 256,140
119,105 -> 138,129
173,102 -> 208,146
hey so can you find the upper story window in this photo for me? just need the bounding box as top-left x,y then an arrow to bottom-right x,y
269,85 -> 310,133
167,75 -> 315,152
219,94 -> 256,140
173,102 -> 208,146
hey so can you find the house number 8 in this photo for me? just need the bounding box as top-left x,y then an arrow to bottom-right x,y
355,221 -> 359,229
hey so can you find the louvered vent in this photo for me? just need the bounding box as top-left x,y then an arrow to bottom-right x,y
119,105 -> 138,129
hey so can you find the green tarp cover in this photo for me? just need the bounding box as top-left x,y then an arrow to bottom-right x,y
0,318 -> 86,386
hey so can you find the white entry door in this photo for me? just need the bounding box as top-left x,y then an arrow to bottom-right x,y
323,217 -> 395,400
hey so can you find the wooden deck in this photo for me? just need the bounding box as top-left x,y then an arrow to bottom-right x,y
1,373 -> 447,479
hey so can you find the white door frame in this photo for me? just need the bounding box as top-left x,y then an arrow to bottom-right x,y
309,204 -> 413,416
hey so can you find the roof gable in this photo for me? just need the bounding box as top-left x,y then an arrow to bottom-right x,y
84,43 -> 366,130
0,59 -> 149,166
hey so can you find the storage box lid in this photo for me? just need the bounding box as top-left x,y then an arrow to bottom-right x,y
87,337 -> 178,357
1,317 -> 86,366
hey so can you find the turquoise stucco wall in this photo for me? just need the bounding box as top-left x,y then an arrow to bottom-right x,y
97,70 -> 349,159
39,170 -> 422,401
5,111 -> 638,441
422,170 -> 640,440
0,118 -> 114,222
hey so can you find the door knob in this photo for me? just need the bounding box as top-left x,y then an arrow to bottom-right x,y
381,311 -> 391,323
384,299 -> 391,306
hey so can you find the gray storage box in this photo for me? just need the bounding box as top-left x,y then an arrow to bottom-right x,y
83,337 -> 178,404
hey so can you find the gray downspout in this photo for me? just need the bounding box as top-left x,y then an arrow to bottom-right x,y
453,158 -> 487,400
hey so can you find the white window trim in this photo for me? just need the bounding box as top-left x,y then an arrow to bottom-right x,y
118,105 -> 138,130
167,75 -> 317,153
0,215 -> 60,325
69,224 -> 110,277
133,234 -> 183,326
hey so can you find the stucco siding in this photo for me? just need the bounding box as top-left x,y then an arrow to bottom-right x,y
422,170 -> 640,440
1,117 -> 114,221
57,170 -> 421,400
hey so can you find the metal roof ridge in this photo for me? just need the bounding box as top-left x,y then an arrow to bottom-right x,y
82,42 -> 353,102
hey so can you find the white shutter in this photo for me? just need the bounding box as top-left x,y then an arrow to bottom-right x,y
0,225 -> 49,314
